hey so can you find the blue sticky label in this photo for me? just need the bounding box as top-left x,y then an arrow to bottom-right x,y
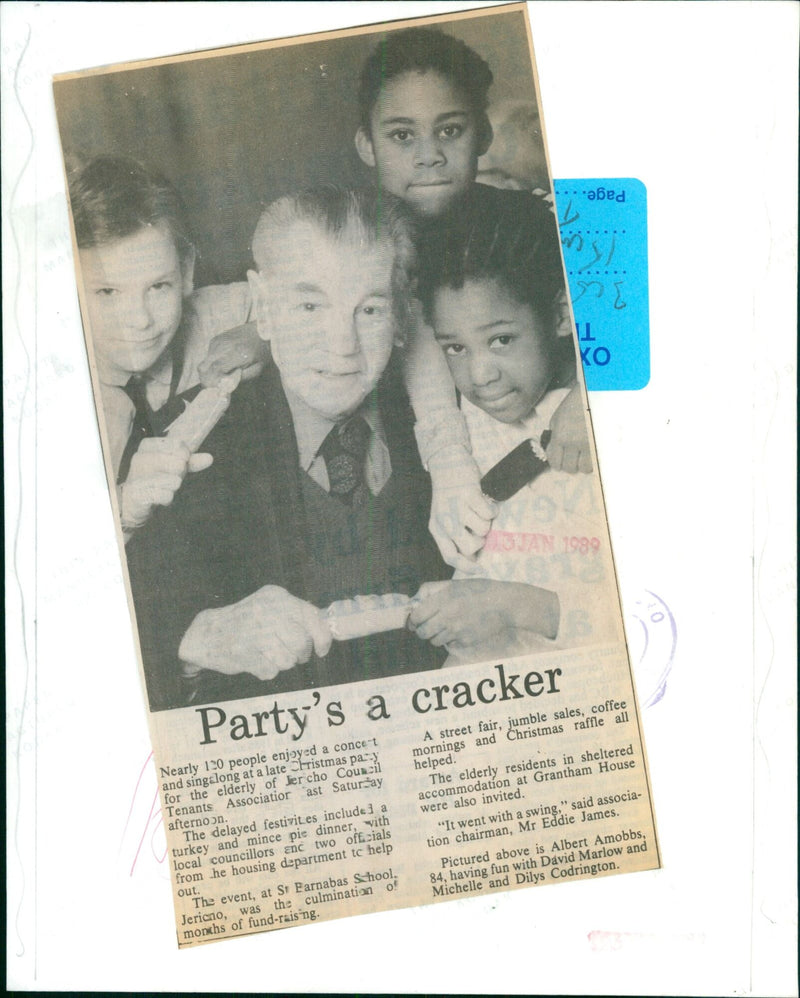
552,178 -> 650,391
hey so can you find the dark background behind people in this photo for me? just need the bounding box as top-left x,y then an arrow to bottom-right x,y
55,12 -> 535,287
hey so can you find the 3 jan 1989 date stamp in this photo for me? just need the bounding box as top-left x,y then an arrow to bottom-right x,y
483,530 -> 601,555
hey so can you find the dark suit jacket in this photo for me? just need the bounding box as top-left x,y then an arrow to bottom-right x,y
126,356 -> 449,710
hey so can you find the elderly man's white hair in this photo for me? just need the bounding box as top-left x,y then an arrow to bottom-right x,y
250,185 -> 417,342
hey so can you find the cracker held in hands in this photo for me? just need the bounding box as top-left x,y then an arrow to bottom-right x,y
325,593 -> 415,640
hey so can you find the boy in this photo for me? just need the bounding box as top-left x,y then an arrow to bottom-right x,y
126,187 -> 449,711
354,27 -> 591,569
355,27 -> 494,220
408,206 -> 624,664
70,156 -> 263,535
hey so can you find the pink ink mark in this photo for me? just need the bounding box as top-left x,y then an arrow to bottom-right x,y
121,750 -> 167,876
588,929 -> 705,952
588,929 -> 626,951
485,529 -> 557,554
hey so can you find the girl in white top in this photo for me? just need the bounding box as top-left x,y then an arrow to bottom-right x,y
408,207 -> 624,665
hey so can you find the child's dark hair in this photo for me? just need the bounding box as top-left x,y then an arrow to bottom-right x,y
358,27 -> 493,133
417,198 -> 565,329
68,155 -> 194,263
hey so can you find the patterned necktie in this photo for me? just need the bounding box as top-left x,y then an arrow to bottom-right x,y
318,415 -> 371,506
117,376 -> 153,484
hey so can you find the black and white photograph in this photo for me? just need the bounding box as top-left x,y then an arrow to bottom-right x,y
6,0 -> 796,982
48,7 -> 662,946
56,7 -> 624,713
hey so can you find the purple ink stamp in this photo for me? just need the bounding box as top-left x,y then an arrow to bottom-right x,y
627,589 -> 677,707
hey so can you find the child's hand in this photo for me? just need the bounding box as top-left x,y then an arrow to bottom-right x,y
427,445 -> 497,572
409,579 -> 513,649
546,383 -> 593,474
198,321 -> 269,387
409,579 -> 559,657
120,438 -> 213,532
178,585 -> 332,680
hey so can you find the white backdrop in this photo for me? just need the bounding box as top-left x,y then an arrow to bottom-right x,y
3,2 -> 797,994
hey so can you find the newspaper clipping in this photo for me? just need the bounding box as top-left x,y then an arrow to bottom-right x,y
54,3 -> 659,947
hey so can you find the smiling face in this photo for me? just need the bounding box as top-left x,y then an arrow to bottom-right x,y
80,222 -> 191,381
253,218 -> 398,421
356,70 -> 489,218
432,278 -> 557,424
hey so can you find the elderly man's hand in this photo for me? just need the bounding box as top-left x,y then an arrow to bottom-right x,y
179,585 -> 333,681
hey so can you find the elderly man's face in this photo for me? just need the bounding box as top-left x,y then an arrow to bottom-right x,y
253,219 -> 397,421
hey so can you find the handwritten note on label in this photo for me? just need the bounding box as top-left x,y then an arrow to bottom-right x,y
553,178 -> 650,391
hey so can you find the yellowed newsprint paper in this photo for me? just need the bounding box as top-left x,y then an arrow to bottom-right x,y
53,3 -> 659,947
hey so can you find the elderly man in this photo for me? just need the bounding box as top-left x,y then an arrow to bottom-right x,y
126,187 -> 449,711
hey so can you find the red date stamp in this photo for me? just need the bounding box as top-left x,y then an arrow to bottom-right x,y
563,535 -> 601,554
484,529 -> 600,555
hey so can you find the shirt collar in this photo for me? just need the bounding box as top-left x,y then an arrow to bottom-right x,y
461,385 -> 571,440
98,346 -> 174,389
520,386 -> 571,434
